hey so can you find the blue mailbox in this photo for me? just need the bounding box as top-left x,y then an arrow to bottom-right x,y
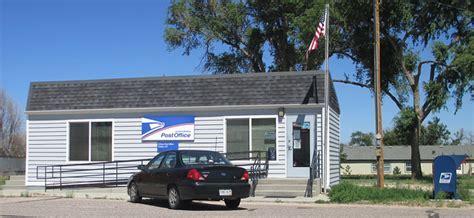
433,155 -> 468,198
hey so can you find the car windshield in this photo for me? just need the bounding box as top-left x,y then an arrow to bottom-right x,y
180,151 -> 232,166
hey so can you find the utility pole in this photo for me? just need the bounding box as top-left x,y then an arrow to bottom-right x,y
374,0 -> 384,188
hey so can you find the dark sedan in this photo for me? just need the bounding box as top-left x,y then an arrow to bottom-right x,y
127,150 -> 250,209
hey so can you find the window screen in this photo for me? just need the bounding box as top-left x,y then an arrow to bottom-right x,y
226,119 -> 250,159
69,123 -> 89,161
252,118 -> 276,158
91,122 -> 112,161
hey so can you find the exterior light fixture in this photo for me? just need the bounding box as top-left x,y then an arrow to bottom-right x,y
278,107 -> 285,118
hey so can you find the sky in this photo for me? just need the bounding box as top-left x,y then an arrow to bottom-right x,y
1,0 -> 472,144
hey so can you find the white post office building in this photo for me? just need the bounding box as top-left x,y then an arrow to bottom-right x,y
25,71 -> 341,192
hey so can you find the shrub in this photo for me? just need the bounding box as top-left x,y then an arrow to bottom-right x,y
457,176 -> 473,202
393,166 -> 401,175
329,182 -> 430,203
343,165 -> 352,176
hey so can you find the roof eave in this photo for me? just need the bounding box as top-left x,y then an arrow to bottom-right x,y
25,103 -> 324,116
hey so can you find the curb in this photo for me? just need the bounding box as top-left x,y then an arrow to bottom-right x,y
1,190 -> 330,204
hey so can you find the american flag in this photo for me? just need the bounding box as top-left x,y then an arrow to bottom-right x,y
307,8 -> 328,52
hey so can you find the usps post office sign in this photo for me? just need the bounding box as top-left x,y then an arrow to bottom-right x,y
142,116 -> 195,141
439,172 -> 452,184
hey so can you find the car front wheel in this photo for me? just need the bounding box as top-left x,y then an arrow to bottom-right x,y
224,198 -> 241,209
168,186 -> 182,209
128,182 -> 142,203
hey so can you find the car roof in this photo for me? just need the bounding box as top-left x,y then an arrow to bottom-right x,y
160,150 -> 221,154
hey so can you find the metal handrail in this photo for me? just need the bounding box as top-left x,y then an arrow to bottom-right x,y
305,150 -> 321,197
36,151 -> 269,191
222,150 -> 269,197
37,159 -> 151,190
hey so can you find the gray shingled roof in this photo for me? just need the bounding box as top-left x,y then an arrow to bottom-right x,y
343,145 -> 474,161
27,71 -> 340,113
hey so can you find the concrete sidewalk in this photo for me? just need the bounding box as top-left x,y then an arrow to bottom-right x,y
0,187 -> 330,203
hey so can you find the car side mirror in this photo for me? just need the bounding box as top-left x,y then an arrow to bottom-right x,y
137,164 -> 146,171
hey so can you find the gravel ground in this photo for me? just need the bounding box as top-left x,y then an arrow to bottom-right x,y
0,197 -> 473,218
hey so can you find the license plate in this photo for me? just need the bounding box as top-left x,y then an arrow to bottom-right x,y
219,189 -> 232,196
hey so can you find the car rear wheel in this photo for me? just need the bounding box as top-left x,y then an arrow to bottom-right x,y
168,186 -> 182,209
224,198 -> 241,209
129,182 -> 142,203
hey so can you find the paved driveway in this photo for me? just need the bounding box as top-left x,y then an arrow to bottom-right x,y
0,197 -> 472,217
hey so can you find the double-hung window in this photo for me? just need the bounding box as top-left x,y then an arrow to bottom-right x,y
226,117 -> 277,159
69,121 -> 112,161
405,161 -> 412,173
371,162 -> 391,173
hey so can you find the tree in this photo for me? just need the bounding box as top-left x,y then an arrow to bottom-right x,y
384,112 -> 451,146
165,1 -> 328,73
165,1 -> 473,179
421,117 -> 451,145
330,1 -> 473,179
451,128 -> 467,145
0,89 -> 25,157
349,131 -> 374,147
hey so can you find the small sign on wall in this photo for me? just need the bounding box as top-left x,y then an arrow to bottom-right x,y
157,141 -> 179,152
302,122 -> 311,129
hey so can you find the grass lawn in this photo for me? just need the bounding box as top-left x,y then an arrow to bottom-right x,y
338,175 -> 474,205
342,175 -> 433,191
0,176 -> 7,190
0,176 -> 7,185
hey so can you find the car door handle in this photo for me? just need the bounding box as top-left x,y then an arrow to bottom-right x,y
166,173 -> 171,177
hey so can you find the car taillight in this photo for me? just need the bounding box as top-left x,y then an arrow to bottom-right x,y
241,170 -> 249,182
186,168 -> 205,181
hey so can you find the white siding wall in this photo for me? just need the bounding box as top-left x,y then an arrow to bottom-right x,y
27,120 -> 68,186
27,112 -> 289,186
316,114 -> 323,177
328,107 -> 341,186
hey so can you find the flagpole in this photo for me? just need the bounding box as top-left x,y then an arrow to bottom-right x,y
323,3 -> 330,194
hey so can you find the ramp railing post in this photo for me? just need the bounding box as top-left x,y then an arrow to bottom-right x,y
103,162 -> 105,186
60,166 -> 62,191
115,162 -> 118,187
44,166 -> 47,191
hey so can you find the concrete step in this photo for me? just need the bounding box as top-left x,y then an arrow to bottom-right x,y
8,175 -> 25,180
5,180 -> 25,186
1,185 -> 27,190
256,184 -> 306,191
258,179 -> 308,185
255,190 -> 306,197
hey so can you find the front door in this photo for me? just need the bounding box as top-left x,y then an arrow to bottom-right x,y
287,115 -> 314,177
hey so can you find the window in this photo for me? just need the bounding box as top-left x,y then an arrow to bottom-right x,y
226,119 -> 250,158
226,117 -> 276,159
405,162 -> 412,172
180,151 -> 231,166
69,123 -> 89,161
161,153 -> 177,169
69,121 -> 112,161
371,162 -> 391,173
147,153 -> 166,170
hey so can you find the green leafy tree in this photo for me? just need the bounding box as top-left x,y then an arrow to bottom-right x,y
331,1 -> 472,179
165,1 -> 473,179
384,112 -> 451,146
451,128 -> 467,145
339,143 -> 347,163
165,0 -> 328,73
420,117 -> 450,145
349,131 -> 374,147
